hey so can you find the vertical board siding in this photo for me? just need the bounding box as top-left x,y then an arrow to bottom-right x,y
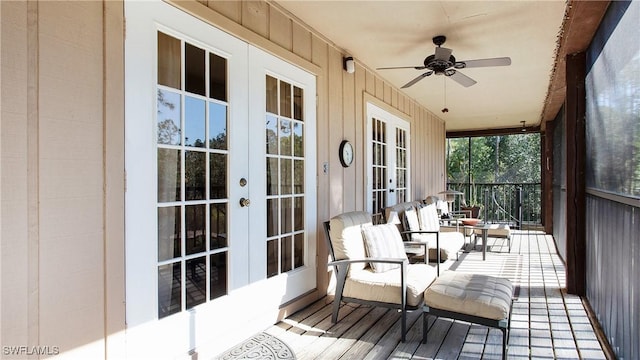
1,0 -> 30,350
241,1 -> 269,37
268,7 -> 291,51
291,22 -> 312,61
38,2 -> 106,356
586,195 -> 640,360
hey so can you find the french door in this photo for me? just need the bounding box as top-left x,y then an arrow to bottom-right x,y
366,102 -> 411,214
124,1 -> 316,355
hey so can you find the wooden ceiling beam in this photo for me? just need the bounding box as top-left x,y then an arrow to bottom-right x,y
540,0 -> 610,130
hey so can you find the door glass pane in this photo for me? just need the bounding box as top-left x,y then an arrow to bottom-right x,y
158,263 -> 181,318
281,236 -> 292,272
158,148 -> 181,202
281,197 -> 292,234
267,240 -> 278,278
210,252 -> 227,300
210,153 -> 227,199
157,89 -> 181,145
293,86 -> 303,120
185,43 -> 205,96
185,151 -> 206,200
280,81 -> 291,117
209,102 -> 227,150
186,256 -> 206,309
266,115 -> 278,154
266,158 -> 278,195
294,160 -> 304,194
210,203 -> 227,249
266,75 -> 278,114
281,158 -> 292,195
294,197 -> 304,231
293,123 -> 303,157
185,97 -> 206,147
294,233 -> 304,268
185,204 -> 206,255
157,32 -> 181,89
280,119 -> 292,156
209,53 -> 227,101
267,199 -> 278,237
158,206 -> 181,261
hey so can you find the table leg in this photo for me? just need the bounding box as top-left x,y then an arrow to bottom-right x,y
482,228 -> 488,261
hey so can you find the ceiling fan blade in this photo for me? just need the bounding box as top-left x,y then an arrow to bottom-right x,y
449,71 -> 477,87
401,71 -> 433,88
435,47 -> 453,61
458,57 -> 511,68
377,65 -> 427,70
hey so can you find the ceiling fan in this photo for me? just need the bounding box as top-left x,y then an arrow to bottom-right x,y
377,35 -> 511,88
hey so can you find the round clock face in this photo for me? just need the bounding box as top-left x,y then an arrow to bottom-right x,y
339,140 -> 354,167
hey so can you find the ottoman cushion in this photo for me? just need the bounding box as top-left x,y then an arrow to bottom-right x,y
424,271 -> 513,320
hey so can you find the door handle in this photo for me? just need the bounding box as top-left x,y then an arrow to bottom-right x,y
389,189 -> 395,193
239,198 -> 251,207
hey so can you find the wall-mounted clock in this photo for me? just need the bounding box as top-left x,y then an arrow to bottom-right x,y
339,140 -> 354,167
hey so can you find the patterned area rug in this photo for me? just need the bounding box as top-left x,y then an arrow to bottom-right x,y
217,332 -> 295,360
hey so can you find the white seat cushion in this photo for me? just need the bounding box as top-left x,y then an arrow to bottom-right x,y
475,224 -> 511,238
345,264 -> 437,307
424,271 -> 513,320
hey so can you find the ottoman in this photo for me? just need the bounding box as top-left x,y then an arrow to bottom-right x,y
423,271 -> 514,359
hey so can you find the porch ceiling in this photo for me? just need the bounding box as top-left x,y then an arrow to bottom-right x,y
274,1 -> 568,132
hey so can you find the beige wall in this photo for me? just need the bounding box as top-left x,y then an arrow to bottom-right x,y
1,0 -> 125,358
1,0 -> 444,358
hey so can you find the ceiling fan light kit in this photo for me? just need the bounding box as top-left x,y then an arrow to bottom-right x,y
377,35 -> 511,89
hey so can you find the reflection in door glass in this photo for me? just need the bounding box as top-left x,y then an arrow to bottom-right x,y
157,89 -> 181,145
158,263 -> 181,318
156,31 -> 230,318
185,97 -> 206,147
157,148 -> 181,202
158,206 -> 181,261
185,204 -> 206,255
186,256 -> 206,309
157,32 -> 181,89
265,75 -> 305,278
185,43 -> 205,96
209,102 -> 227,150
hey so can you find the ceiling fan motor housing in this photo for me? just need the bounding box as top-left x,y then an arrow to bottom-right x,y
424,54 -> 458,75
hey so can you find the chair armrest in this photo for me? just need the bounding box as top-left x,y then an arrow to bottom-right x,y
401,230 -> 439,235
403,241 -> 429,264
328,257 -> 407,268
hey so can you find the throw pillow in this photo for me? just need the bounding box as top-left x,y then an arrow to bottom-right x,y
361,223 -> 408,273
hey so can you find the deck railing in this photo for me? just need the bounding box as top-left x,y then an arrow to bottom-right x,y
446,182 -> 542,229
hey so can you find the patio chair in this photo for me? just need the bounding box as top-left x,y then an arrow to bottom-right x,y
387,202 -> 465,275
323,211 -> 438,342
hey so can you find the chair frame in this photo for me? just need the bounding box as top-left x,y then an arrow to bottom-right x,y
323,221 -> 429,342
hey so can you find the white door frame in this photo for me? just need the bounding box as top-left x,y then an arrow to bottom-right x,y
365,102 -> 411,213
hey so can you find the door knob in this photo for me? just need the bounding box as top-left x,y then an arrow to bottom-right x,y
239,198 -> 251,207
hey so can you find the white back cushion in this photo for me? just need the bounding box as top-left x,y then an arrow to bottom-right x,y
362,223 -> 408,273
329,211 -> 372,272
418,203 -> 441,232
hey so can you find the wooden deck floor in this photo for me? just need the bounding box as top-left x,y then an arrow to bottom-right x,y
264,231 -> 608,359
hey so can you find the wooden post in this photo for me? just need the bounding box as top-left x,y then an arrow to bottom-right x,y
542,121 -> 554,235
565,52 -> 586,296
